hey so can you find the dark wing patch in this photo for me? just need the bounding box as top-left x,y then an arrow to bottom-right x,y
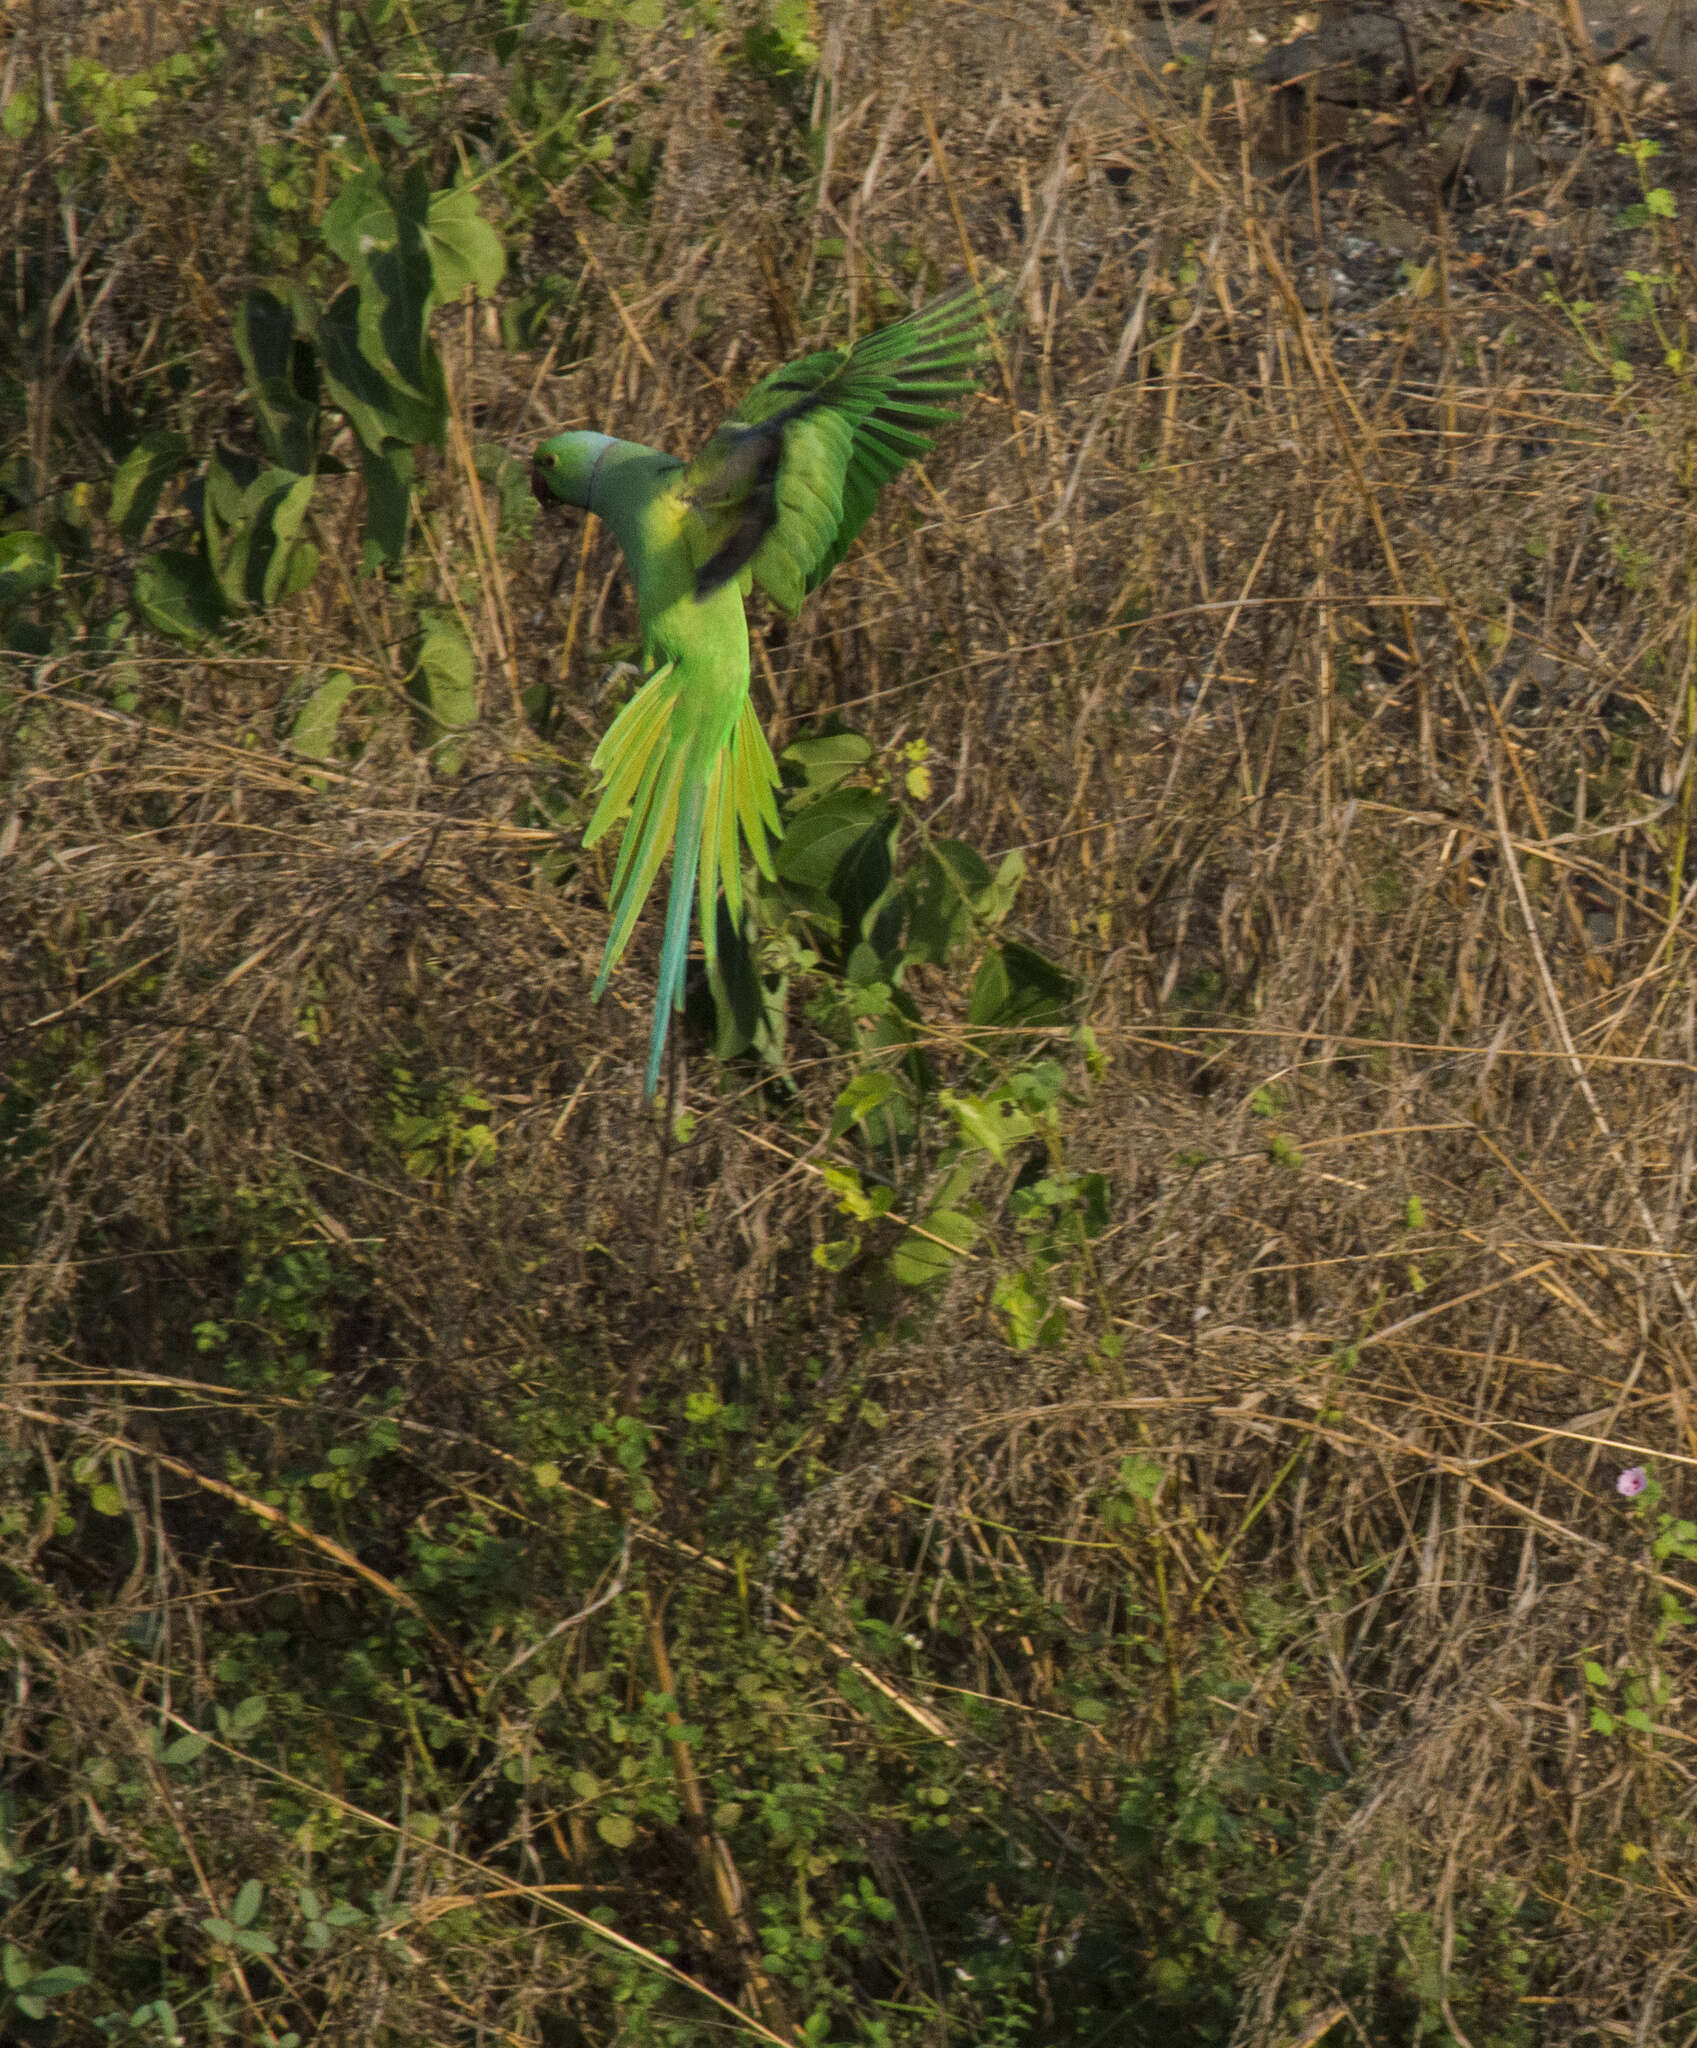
688,426 -> 788,599
678,279 -> 1007,612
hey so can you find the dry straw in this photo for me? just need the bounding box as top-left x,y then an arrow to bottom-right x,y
9,0 -> 1697,2039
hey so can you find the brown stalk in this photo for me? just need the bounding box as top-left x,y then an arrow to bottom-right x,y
645,1599 -> 798,2043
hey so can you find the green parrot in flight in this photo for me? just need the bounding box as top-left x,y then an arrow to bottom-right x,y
533,274 -> 1006,1100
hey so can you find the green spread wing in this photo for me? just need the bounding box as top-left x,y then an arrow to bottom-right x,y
678,275 -> 1006,614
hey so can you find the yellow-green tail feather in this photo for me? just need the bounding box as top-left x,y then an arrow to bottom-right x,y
584,667 -> 781,1098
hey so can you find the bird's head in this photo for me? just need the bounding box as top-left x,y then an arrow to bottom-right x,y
532,432 -> 617,513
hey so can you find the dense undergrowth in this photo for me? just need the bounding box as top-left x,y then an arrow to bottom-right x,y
9,1 -> 1697,2043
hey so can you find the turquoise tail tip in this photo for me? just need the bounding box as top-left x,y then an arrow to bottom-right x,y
644,785 -> 706,1102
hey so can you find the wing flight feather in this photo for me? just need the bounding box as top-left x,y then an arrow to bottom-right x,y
679,275 -> 1006,613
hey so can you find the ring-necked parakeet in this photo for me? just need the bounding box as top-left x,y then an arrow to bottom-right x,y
534,275 -> 1006,1100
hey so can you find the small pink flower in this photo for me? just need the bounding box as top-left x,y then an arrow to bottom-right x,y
1617,1466 -> 1648,1499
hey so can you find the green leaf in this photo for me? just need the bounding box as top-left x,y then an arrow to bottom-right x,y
315,171 -> 449,450
3,1947 -> 31,1991
819,1160 -> 892,1222
889,1235 -> 951,1286
745,0 -> 819,74
19,1965 -> 89,1999
926,1207 -> 977,1253
967,942 -> 1075,1032
994,1268 -> 1049,1350
201,1917 -> 237,1943
831,812 -> 899,955
844,941 -> 892,988
424,183 -> 506,299
830,1070 -> 898,1140
231,1880 -> 263,1928
262,474 -> 318,606
360,167 -> 448,441
88,1482 -> 125,1516
360,441 -> 414,564
889,1209 -> 975,1287
980,848 -> 1025,924
291,671 -> 356,766
320,167 -> 397,271
934,838 -> 995,901
780,729 -> 873,804
2,89 -> 38,140
941,1089 -> 1032,1164
812,1236 -> 861,1273
109,434 -> 190,541
318,283 -> 410,451
232,286 -> 297,385
904,838 -> 993,966
775,787 -> 890,892
0,530 -> 60,614
164,1732 -> 209,1766
1072,1697 -> 1109,1725
1582,1660 -> 1610,1689
410,615 -> 477,771
1622,1707 -> 1655,1733
596,1812 -> 636,1848
234,290 -> 318,474
1118,1455 -> 1164,1501
201,457 -> 316,611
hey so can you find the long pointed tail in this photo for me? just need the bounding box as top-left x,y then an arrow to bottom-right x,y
645,781 -> 706,1100
581,660 -> 779,1100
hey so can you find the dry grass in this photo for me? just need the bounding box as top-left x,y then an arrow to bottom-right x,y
10,1 -> 1697,2042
